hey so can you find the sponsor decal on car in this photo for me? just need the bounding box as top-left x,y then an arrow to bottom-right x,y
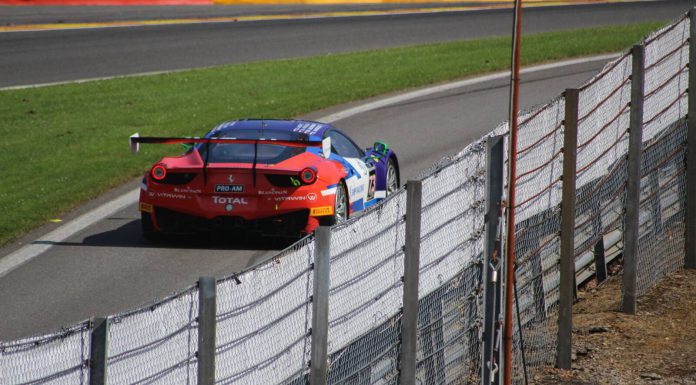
310,206 -> 334,216
350,184 -> 365,196
212,196 -> 249,205
140,202 -> 154,213
148,192 -> 190,200
258,189 -> 289,196
173,187 -> 202,194
215,184 -> 244,193
274,193 -> 319,202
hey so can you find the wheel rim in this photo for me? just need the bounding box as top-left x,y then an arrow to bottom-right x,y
335,184 -> 347,223
387,161 -> 398,195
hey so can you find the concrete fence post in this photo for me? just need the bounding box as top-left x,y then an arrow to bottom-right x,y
482,136 -> 504,385
310,226 -> 331,385
557,88 -> 579,370
198,276 -> 217,385
399,180 -> 422,385
89,317 -> 109,385
622,44 -> 645,314
685,7 -> 696,269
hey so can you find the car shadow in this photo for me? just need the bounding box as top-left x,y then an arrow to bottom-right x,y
32,218 -> 295,251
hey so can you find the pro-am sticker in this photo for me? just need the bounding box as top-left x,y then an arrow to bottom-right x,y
215,184 -> 244,193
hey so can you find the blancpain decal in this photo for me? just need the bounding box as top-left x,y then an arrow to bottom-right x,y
213,196 -> 249,205
173,187 -> 202,194
258,189 -> 289,196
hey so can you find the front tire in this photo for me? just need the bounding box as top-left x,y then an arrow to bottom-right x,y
386,157 -> 399,196
319,182 -> 348,227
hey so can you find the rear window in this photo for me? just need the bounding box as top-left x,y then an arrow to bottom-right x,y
197,129 -> 306,164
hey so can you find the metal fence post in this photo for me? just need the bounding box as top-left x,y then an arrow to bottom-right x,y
557,88 -> 579,370
482,136 -> 504,385
622,44 -> 645,314
89,317 -> 108,385
400,180 -> 422,385
685,8 -> 696,269
198,276 -> 217,385
310,226 -> 331,385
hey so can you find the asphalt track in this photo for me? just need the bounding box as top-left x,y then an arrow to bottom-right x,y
0,57 -> 611,340
0,1 -> 693,340
0,0 -> 691,87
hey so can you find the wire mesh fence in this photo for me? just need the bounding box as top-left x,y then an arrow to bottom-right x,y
326,189 -> 406,384
106,286 -> 199,384
215,239 -> 314,385
2,11 -> 695,385
416,138 -> 488,385
635,15 -> 690,297
0,322 -> 91,385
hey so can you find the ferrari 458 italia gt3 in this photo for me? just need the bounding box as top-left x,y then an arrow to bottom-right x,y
130,119 -> 399,239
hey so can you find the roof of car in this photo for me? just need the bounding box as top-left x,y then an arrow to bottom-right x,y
212,119 -> 333,141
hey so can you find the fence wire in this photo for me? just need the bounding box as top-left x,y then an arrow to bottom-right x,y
0,322 -> 90,385
106,286 -> 199,384
509,95 -> 566,383
634,16 -> 690,297
326,189 -> 406,384
414,138 -> 488,385
215,239 -> 314,385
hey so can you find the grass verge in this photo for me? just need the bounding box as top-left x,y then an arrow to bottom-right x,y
0,21 -> 664,247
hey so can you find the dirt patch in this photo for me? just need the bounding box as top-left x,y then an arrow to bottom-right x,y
534,269 -> 696,385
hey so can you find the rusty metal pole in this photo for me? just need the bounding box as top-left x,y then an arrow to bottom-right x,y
503,0 -> 523,383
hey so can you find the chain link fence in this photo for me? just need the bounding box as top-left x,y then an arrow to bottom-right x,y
2,11 -> 694,385
107,286 -> 199,383
635,16 -> 690,296
215,239 -> 314,385
0,322 -> 90,384
326,189 -> 406,385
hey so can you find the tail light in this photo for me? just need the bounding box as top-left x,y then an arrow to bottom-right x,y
300,168 -> 317,184
151,164 -> 167,181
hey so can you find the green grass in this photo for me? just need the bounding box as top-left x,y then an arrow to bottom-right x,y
0,21 -> 663,246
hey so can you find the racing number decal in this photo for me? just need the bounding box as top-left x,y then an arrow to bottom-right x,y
367,173 -> 376,201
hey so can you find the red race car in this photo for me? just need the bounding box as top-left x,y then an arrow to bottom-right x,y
130,119 -> 399,239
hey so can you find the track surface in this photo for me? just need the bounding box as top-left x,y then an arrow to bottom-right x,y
0,1 -> 693,340
0,0 -> 690,87
0,58 -> 608,340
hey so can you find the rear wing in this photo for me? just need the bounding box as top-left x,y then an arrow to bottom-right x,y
130,133 -> 331,158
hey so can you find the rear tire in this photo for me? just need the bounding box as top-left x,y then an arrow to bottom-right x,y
141,212 -> 158,240
319,181 -> 348,227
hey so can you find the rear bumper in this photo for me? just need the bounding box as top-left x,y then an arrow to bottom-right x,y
145,206 -> 318,237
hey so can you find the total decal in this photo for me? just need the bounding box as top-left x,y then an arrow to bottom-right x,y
212,196 -> 249,205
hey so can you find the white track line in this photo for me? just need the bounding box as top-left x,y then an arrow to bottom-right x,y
0,53 -> 618,279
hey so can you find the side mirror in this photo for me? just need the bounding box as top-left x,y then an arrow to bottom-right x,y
373,141 -> 388,156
